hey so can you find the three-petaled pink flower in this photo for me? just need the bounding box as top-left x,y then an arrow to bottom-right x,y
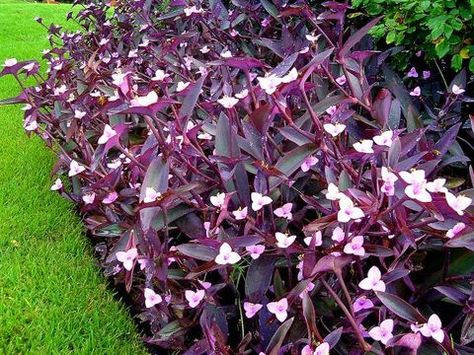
422,70 -> 431,79
98,124 -> 117,145
3,58 -> 17,67
381,167 -> 398,196
407,67 -> 418,78
50,178 -> 63,191
68,160 -> 86,177
274,203 -> 293,220
116,247 -> 138,271
369,319 -> 394,345
301,342 -> 330,355
251,192 -> 272,211
267,298 -> 288,322
185,289 -> 205,308
215,242 -> 241,265
410,86 -> 421,97
257,74 -> 282,95
445,192 -> 471,216
143,187 -> 161,203
176,81 -> 190,92
210,192 -> 226,208
325,106 -> 337,115
420,314 -> 444,343
353,296 -> 374,312
337,195 -> 365,223
326,183 -> 343,201
183,5 -> 203,16
246,244 -> 265,259
304,231 -> 322,247
130,91 -> 159,107
103,191 -> 118,204
301,156 -> 318,172
343,235 -> 365,256
275,232 -> 296,248
82,192 -> 96,204
446,222 -> 466,238
353,139 -> 374,154
336,75 -> 347,85
400,169 -> 432,202
232,207 -> 248,220
151,69 -> 169,81
323,123 -> 346,137
359,266 -> 386,292
373,131 -> 393,147
144,288 -> 162,308
331,226 -> 345,243
452,84 -> 465,95
426,178 -> 447,194
244,302 -> 263,318
217,95 -> 239,109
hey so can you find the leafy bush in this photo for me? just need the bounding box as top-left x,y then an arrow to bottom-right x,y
2,0 -> 473,353
351,0 -> 474,72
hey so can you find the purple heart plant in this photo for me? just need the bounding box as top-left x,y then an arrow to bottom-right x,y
2,0 -> 473,353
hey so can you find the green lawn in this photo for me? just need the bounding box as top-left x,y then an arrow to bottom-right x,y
0,1 -> 146,353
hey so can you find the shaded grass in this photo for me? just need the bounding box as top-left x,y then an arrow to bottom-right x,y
0,2 -> 146,353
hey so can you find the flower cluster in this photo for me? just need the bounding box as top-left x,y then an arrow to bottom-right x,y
2,0 -> 472,354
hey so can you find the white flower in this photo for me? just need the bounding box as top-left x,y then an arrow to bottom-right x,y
274,203 -> 293,220
266,298 -> 288,322
82,192 -> 96,204
97,124 -> 117,145
399,169 -> 432,203
369,319 -> 394,345
74,109 -> 86,119
381,167 -> 398,196
251,192 -> 272,211
373,131 -> 393,147
184,5 -> 203,17
50,178 -> 63,191
232,207 -> 248,220
280,68 -> 298,83
323,123 -> 346,137
353,139 -> 374,154
337,195 -> 365,223
305,34 -> 319,42
151,69 -> 169,81
420,314 -> 444,343
343,235 -> 365,256
68,160 -> 86,177
446,222 -> 466,238
445,192 -> 471,216
275,232 -> 296,248
217,95 -> 239,109
426,178 -> 447,194
143,187 -> 161,203
210,192 -> 226,208
325,106 -> 337,115
410,86 -> 421,97
235,89 -> 249,99
215,242 -> 241,265
200,45 -> 210,54
220,50 -> 232,58
452,84 -> 465,95
331,226 -> 345,243
257,74 -> 282,95
130,91 -> 159,107
244,302 -> 263,318
245,245 -> 265,259
116,248 -> 138,271
359,266 -> 386,292
325,183 -> 343,201
185,289 -> 205,308
176,81 -> 190,92
304,231 -> 322,247
144,288 -> 162,308
3,58 -> 18,67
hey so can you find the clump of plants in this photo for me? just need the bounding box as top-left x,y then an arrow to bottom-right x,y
349,0 -> 474,72
2,0 -> 473,353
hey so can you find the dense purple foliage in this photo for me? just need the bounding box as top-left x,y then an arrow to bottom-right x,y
2,0 -> 473,353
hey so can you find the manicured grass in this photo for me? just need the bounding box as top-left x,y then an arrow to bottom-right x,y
0,2 -> 146,353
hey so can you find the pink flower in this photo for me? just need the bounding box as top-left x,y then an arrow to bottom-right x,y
445,192 -> 472,216
381,167 -> 398,196
353,296 -> 374,312
198,280 -> 212,289
267,298 -> 288,322
301,156 -> 318,172
24,120 -> 38,131
400,169 -> 432,203
420,314 -> 444,343
326,183 -> 343,201
337,195 -> 365,223
343,235 -> 365,256
257,74 -> 282,95
261,17 -> 271,27
331,226 -> 345,243
280,68 -> 298,84
143,187 -> 161,203
116,248 -> 138,271
359,266 -> 386,292
217,95 -> 239,109
446,222 -> 466,238
304,231 -> 323,247
3,58 -> 17,67
274,203 -> 293,220
152,69 -> 169,81
98,124 -> 117,145
74,109 -> 86,119
299,282 -> 315,299
176,81 -> 190,92
409,86 -> 421,97
251,192 -> 272,211
185,289 -> 205,308
452,84 -> 465,95
68,160 -> 86,177
82,192 -> 96,204
407,67 -> 418,78
103,191 -> 118,204
426,178 -> 447,193
184,5 -> 203,16
203,222 -> 219,238
244,302 -> 263,318
246,244 -> 265,259
369,319 -> 394,345
130,91 -> 159,107
232,207 -> 248,220
305,33 -> 319,42
210,192 -> 226,208
323,123 -> 346,137
422,70 -> 431,79
235,89 -> 249,99
325,105 -> 337,115
215,242 -> 241,265
373,131 -> 393,147
220,50 -> 232,58
336,75 -> 347,85
275,232 -> 296,248
302,342 -> 330,355
50,178 -> 63,191
144,288 -> 162,308
353,139 -> 374,154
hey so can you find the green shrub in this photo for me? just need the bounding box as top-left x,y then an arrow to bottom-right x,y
351,0 -> 474,72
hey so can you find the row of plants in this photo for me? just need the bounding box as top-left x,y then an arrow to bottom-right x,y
2,0 -> 473,353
